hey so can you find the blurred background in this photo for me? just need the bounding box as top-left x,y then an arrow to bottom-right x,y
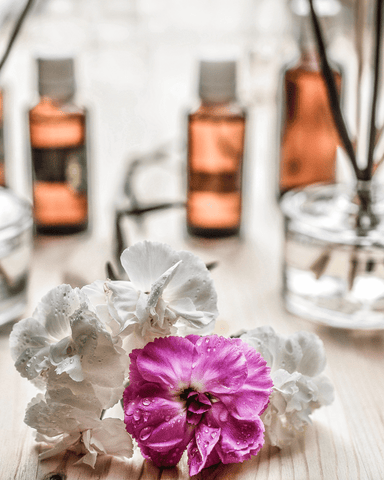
0,0 -> 356,239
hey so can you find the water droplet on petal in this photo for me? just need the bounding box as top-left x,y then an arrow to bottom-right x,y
139,426 -> 152,441
133,410 -> 141,422
142,398 -> 151,406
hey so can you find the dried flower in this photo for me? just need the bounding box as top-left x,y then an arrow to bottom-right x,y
123,335 -> 273,475
94,241 -> 218,347
240,326 -> 334,447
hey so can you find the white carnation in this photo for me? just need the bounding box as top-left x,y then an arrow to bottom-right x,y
240,326 -> 334,447
83,241 -> 218,349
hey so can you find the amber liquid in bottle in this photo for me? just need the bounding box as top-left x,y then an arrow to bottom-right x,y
29,97 -> 88,234
0,89 -> 5,187
279,52 -> 341,196
187,102 -> 246,237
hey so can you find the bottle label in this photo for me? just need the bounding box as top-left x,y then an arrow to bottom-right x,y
32,145 -> 87,194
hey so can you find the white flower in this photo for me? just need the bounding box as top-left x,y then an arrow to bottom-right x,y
85,241 -> 218,347
240,326 -> 334,448
9,284 -> 129,407
25,392 -> 133,468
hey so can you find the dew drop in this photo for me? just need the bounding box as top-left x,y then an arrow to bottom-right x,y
139,426 -> 152,441
165,415 -> 171,422
133,410 -> 141,422
142,398 -> 151,406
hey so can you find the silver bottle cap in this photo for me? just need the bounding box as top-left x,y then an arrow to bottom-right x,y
37,56 -> 76,101
198,59 -> 237,103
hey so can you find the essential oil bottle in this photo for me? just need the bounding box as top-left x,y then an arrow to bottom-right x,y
186,60 -> 246,238
278,0 -> 342,196
29,56 -> 88,234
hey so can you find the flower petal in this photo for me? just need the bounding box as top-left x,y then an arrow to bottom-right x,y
121,241 -> 180,292
187,422 -> 221,475
218,338 -> 273,419
292,331 -> 327,377
135,336 -> 195,391
105,280 -> 139,331
208,402 -> 265,464
189,335 -> 248,395
33,285 -> 88,340
165,250 -> 218,318
124,387 -> 192,466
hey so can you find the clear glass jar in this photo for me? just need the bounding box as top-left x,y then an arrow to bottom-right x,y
281,182 -> 384,329
0,188 -> 33,325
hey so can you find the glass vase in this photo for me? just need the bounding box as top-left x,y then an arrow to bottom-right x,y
281,181 -> 384,329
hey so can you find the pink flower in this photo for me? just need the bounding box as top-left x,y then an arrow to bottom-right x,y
123,335 -> 273,475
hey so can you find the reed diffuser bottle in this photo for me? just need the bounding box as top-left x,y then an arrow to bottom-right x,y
279,0 -> 342,196
187,60 -> 246,238
29,57 -> 88,234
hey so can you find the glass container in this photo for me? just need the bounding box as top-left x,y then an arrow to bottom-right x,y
281,182 -> 384,329
0,188 -> 33,325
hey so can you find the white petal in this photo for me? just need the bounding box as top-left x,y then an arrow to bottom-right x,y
120,241 -> 180,292
293,331 -> 327,377
55,354 -> 83,381
240,326 -> 280,369
39,432 -> 81,461
147,260 -> 182,308
9,317 -> 50,362
33,285 -> 88,341
88,418 -> 133,459
81,280 -> 107,310
165,250 -> 218,318
105,280 -> 139,329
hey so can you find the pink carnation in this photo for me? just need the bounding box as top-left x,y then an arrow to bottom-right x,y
123,335 -> 273,475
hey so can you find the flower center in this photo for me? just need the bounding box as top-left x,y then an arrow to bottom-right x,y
181,389 -> 212,425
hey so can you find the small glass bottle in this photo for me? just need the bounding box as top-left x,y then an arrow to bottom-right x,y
279,0 -> 342,196
187,60 -> 246,238
29,57 -> 88,234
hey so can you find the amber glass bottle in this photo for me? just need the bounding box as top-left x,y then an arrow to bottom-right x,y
187,60 -> 246,238
29,57 -> 88,234
279,2 -> 342,196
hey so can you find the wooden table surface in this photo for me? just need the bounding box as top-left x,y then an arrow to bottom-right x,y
1,99 -> 384,480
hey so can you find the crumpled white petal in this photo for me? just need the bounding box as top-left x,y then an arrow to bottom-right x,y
240,326 -> 334,448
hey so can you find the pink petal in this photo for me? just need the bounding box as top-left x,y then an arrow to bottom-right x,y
188,335 -> 248,395
135,336 -> 195,391
208,402 -> 265,464
187,422 -> 221,475
218,339 -> 273,419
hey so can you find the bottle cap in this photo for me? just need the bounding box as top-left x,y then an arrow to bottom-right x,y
198,59 -> 237,103
37,56 -> 76,100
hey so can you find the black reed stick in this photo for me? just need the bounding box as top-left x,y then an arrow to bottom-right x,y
0,0 -> 35,73
364,0 -> 383,180
308,0 -> 362,180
